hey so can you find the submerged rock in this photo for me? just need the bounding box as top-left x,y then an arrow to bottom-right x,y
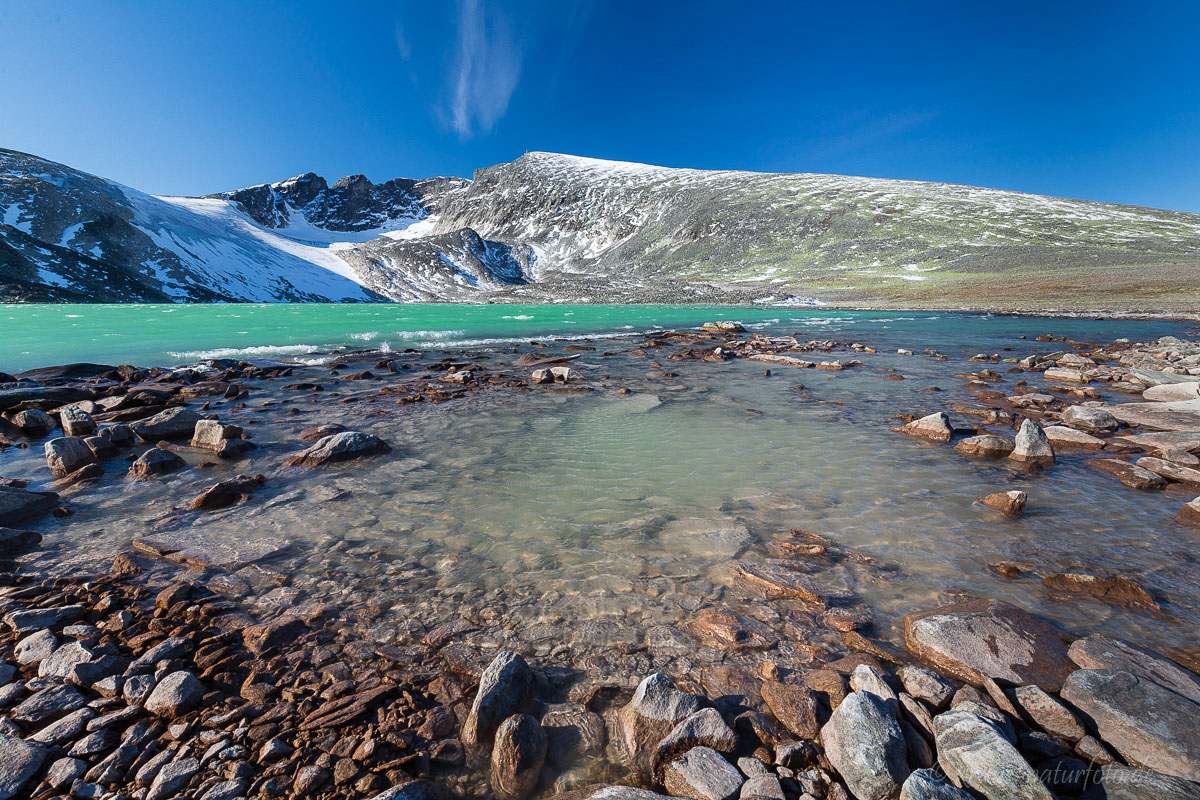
1087,459 -> 1166,490
190,474 -> 265,510
0,485 -> 58,526
285,431 -> 392,467
1042,573 -> 1160,612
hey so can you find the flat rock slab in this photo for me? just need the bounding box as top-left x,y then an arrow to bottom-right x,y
658,518 -> 751,560
1109,400 -> 1200,432
732,559 -> 850,606
1081,765 -> 1200,800
1111,431 -> 1200,451
1061,669 -> 1200,781
0,485 -> 59,526
0,526 -> 42,555
132,531 -> 290,569
904,599 -> 1072,691
935,709 -> 1054,800
0,732 -> 45,800
1068,635 -> 1200,706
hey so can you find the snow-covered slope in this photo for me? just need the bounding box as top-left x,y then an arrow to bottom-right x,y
4,147 -> 1200,309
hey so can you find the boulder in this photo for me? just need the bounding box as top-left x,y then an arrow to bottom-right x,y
130,407 -> 202,441
1060,669 -> 1200,781
490,714 -> 547,800
0,732 -> 45,800
980,490 -> 1026,516
1087,459 -> 1166,490
285,431 -> 392,467
900,768 -> 975,800
10,408 -> 55,435
895,413 -> 953,443
618,673 -> 704,774
128,447 -> 187,481
0,485 -> 58,526
1044,425 -> 1107,449
44,436 -> 96,478
1068,635 -> 1200,705
1062,405 -> 1119,433
903,599 -> 1072,691
1136,456 -> 1200,486
1176,497 -> 1200,526
530,369 -> 553,385
190,419 -> 242,451
652,708 -> 738,782
702,321 -> 745,332
820,690 -> 910,800
898,666 -> 956,710
463,651 -> 535,754
190,474 -> 265,510
59,405 -> 96,437
1009,684 -> 1085,741
1044,367 -> 1089,383
662,746 -> 744,800
934,709 -> 1053,799
1010,419 -> 1055,463
0,526 -> 41,555
760,681 -> 821,739
1080,765 -> 1200,799
367,781 -> 452,800
1143,382 -> 1200,402
143,670 -> 205,718
954,435 -> 1013,457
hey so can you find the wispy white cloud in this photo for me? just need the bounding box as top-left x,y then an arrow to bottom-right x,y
447,0 -> 522,139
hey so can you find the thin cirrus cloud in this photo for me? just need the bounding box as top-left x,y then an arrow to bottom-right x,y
445,0 -> 522,139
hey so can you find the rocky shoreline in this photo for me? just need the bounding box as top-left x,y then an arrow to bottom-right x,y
2,324 -> 1200,799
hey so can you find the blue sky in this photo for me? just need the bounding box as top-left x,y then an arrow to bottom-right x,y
1,1 -> 1198,211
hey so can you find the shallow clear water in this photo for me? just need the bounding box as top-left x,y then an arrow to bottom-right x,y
3,306 -> 1198,684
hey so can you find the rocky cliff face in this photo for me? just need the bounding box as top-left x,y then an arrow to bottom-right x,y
4,147 -> 1200,308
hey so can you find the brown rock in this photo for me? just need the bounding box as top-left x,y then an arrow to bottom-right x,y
1086,458 -> 1166,490
190,474 -> 265,510
954,435 -> 1014,457
760,681 -> 822,739
1042,573 -> 1162,612
243,616 -> 307,656
490,714 -> 547,800
894,412 -> 953,443
980,490 -> 1027,516
685,608 -> 778,650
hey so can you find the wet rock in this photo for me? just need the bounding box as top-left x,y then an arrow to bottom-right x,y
1175,496 -> 1200,526
934,709 -> 1053,800
542,707 -> 607,770
129,446 -> 187,480
60,404 -> 96,437
821,690 -> 910,800
980,490 -> 1026,516
686,608 -> 778,650
463,651 -> 535,754
242,615 -> 307,655
954,435 -> 1013,457
1088,458 -> 1167,490
131,407 -> 202,441
903,599 -> 1072,691
133,530 -> 290,569
702,321 -> 745,332
299,423 -> 347,441
0,732 -> 45,800
618,673 -> 704,774
0,526 -> 41,555
652,708 -> 738,781
732,560 -> 841,606
1068,635 -> 1200,705
1009,684 -> 1085,741
899,768 -> 975,799
0,484 -> 58,526
761,681 -> 821,739
490,714 -> 547,800
1136,456 -> 1200,486
895,413 -> 953,443
144,670 -> 204,718
1010,419 -> 1055,464
45,435 -> 96,477
1062,405 -> 1119,433
1080,765 -> 1200,799
530,368 -> 553,384
1060,668 -> 1200,781
663,746 -> 744,800
898,666 -> 955,711
1043,573 -> 1161,612
191,473 -> 265,510
285,430 -> 392,467
660,518 -> 751,559
1044,425 -> 1107,449
11,408 -> 55,435
190,419 -> 242,450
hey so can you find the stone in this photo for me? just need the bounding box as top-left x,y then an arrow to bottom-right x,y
490,714 -> 547,800
242,615 -> 307,655
146,757 -> 200,800
1043,573 -> 1161,611
954,435 -> 1013,457
904,599 -> 1072,691
541,707 -> 607,770
761,681 -> 822,739
144,670 -> 205,718
129,446 -> 187,480
0,485 -> 58,526
652,708 -> 738,782
1010,419 -> 1055,463
934,709 -> 1053,800
618,673 -> 704,774
1044,425 -> 1107,449
44,435 -> 96,477
1080,765 -> 1200,799
463,651 -> 535,754
59,405 -> 96,436
820,690 -> 910,800
899,769 -> 975,800
190,419 -> 242,450
133,530 -> 289,569
898,666 -> 955,710
733,560 -> 843,606
1010,684 -> 1085,740
14,628 -> 56,664
740,774 -> 784,800
1136,456 -> 1200,486
851,664 -> 898,707
1143,382 -> 1200,401
11,408 -> 56,435
1062,405 -> 1120,432
686,607 -> 778,650
366,781 -> 452,800
12,683 -> 87,723
663,746 -> 744,800
550,366 -> 582,383
0,732 -> 45,800
702,320 -> 745,332
45,757 -> 85,790
896,412 -> 953,443
191,473 -> 265,510
1060,669 -> 1200,781
5,604 -> 82,633
38,640 -> 96,679
130,407 -> 203,440
659,518 -> 752,559
530,368 -> 553,384
1176,497 -> 1200,526
28,707 -> 92,745
1088,459 -> 1167,490
1068,635 -> 1200,705
1044,367 -> 1089,383
980,490 -> 1026,516
285,430 -> 392,467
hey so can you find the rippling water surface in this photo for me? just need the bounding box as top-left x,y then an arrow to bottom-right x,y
2,305 -> 1197,679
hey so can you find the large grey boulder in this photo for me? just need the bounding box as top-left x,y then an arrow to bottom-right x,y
652,707 -> 738,783
490,714 -> 547,800
821,690 -> 910,800
144,670 -> 204,718
1080,765 -> 1200,799
130,407 -> 202,441
934,709 -> 1053,800
1060,669 -> 1200,782
904,599 -> 1072,691
10,408 -> 54,435
285,430 -> 392,467
662,746 -> 744,800
1062,405 -> 1119,433
900,769 -> 975,800
618,673 -> 704,774
0,485 -> 58,526
59,405 -> 96,437
1143,382 -> 1200,402
1010,419 -> 1055,463
0,732 -> 45,800
44,436 -> 96,477
1068,635 -> 1200,706
462,651 -> 535,754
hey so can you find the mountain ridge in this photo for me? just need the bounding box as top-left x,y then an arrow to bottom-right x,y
3,147 -> 1199,309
